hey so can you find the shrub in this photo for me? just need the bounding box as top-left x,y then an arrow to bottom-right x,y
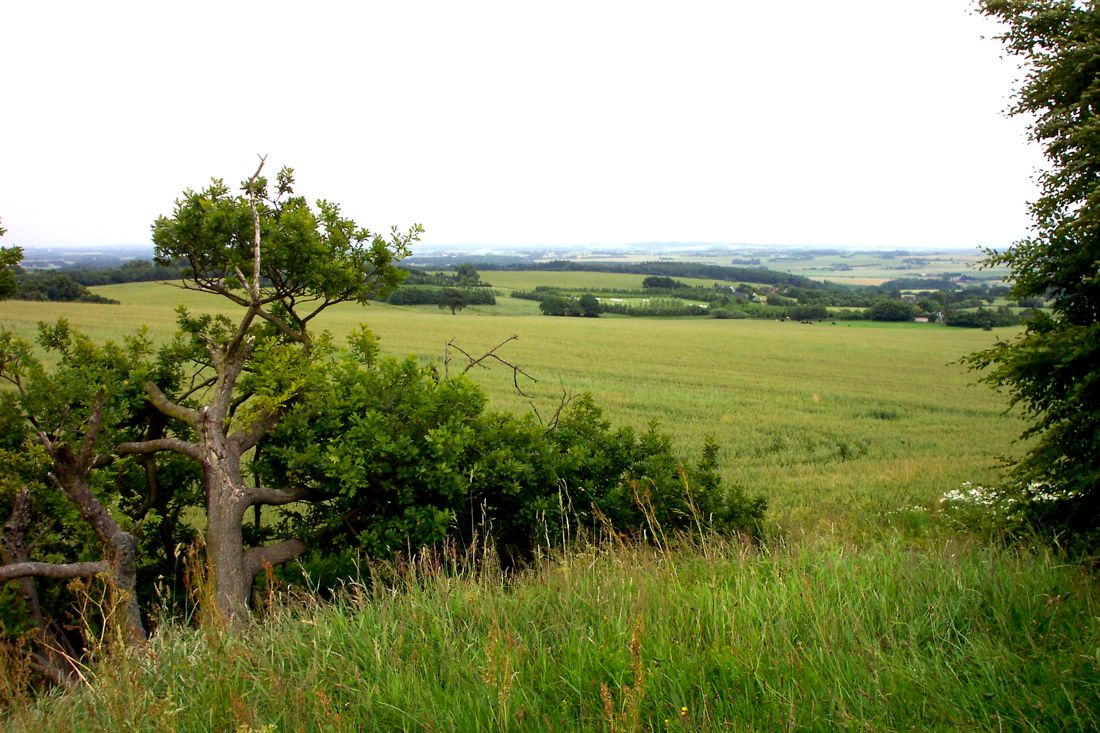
868,300 -> 917,322
257,353 -> 767,576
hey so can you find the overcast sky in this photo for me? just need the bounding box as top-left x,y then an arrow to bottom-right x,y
1,1 -> 1042,252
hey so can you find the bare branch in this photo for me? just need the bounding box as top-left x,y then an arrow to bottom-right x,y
536,381 -> 580,430
181,374 -> 218,402
0,561 -> 109,583
446,336 -> 538,398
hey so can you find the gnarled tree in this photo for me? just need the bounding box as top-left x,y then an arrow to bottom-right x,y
117,159 -> 419,621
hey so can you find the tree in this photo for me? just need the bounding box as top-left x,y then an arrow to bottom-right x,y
539,294 -> 581,317
438,288 -> 469,314
578,293 -> 601,317
0,322 -> 183,660
966,1 -> 1100,532
117,159 -> 420,621
867,300 -> 916,322
0,218 -> 23,300
453,263 -> 482,287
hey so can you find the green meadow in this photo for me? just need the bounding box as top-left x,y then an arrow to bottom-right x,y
0,280 -> 1021,531
8,278 -> 1096,733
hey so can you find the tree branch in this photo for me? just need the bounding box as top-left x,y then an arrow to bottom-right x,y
232,408 -> 283,453
116,437 -> 203,462
144,382 -> 200,428
243,539 -> 306,578
248,485 -> 307,507
0,561 -> 109,583
445,336 -> 538,397
77,388 -> 106,468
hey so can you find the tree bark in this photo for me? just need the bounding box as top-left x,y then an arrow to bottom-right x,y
48,454 -> 146,642
1,488 -> 84,683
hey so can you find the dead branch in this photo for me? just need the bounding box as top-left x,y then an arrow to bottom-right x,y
530,378 -> 579,430
444,336 -> 538,398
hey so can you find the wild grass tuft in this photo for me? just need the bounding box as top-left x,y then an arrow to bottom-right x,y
5,533 -> 1099,732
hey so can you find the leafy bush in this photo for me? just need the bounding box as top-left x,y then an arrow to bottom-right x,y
868,300 -> 917,322
944,307 -> 1020,329
15,271 -> 119,304
257,351 -> 766,574
387,285 -> 495,307
788,304 -> 828,321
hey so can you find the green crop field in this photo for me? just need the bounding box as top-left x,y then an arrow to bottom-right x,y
0,281 -> 1022,531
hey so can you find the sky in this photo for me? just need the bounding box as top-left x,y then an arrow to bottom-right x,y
1,1 -> 1044,253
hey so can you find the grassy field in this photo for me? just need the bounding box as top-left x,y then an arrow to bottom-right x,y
0,281 -> 1022,531
5,280 -> 1098,732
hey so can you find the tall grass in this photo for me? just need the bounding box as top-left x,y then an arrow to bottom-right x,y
5,534 -> 1098,732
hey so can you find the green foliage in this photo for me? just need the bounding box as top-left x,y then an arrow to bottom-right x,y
597,298 -> 709,317
57,259 -> 183,287
0,217 -> 21,300
153,167 -> 419,316
577,293 -> 601,317
387,285 -> 495,308
496,258 -> 817,288
868,299 -> 917,322
0,321 -> 199,643
788,304 -> 828,321
437,287 -> 469,315
641,275 -> 687,289
15,271 -> 120,304
944,306 -> 1021,329
538,293 -> 584,316
967,0 -> 1100,533
257,350 -> 765,573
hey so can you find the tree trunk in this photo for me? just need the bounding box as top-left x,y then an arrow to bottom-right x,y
200,421 -> 253,623
50,458 -> 147,642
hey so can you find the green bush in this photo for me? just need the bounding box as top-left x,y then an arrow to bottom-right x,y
868,300 -> 917,322
257,351 -> 766,575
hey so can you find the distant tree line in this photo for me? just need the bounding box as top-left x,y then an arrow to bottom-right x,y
14,271 -> 119,303
944,306 -> 1025,329
386,285 -> 496,309
398,263 -> 490,288
472,259 -> 818,288
61,259 -> 183,286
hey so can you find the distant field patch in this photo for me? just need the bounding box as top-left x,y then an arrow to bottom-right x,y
483,270 -> 732,291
